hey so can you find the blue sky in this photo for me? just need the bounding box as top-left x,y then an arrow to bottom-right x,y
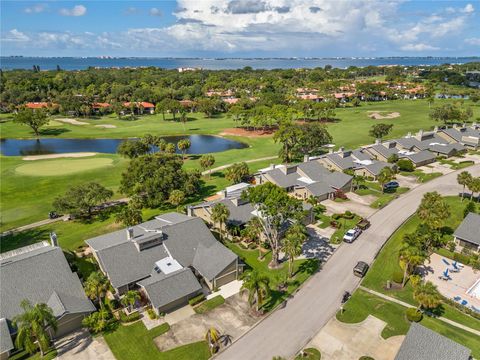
1,0 -> 480,57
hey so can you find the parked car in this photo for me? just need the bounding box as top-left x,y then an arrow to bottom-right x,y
383,181 -> 399,190
353,261 -> 369,277
48,211 -> 61,219
356,218 -> 371,230
343,228 -> 362,243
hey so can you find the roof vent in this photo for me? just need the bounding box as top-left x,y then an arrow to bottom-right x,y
127,227 -> 134,240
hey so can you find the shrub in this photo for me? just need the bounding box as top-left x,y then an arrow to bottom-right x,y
119,310 -> 140,323
147,308 -> 158,320
334,189 -> 348,200
397,159 -> 414,172
392,269 -> 404,284
464,201 -> 476,218
359,357 -> 375,360
295,348 -> 321,360
343,211 -> 354,219
332,213 -> 342,220
406,308 -> 423,322
453,252 -> 471,265
188,294 -> 206,306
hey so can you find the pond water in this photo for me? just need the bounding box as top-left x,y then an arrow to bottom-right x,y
0,135 -> 248,156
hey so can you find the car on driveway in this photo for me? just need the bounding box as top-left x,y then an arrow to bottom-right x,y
383,181 -> 399,191
356,218 -> 370,230
343,228 -> 362,243
353,261 -> 369,277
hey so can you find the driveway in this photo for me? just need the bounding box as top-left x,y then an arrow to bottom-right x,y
300,225 -> 337,262
216,164 -> 480,360
322,198 -> 376,219
154,294 -> 257,352
418,162 -> 453,175
308,316 -> 404,360
55,329 -> 115,360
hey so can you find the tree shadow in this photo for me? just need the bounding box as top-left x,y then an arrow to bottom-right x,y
0,228 -> 51,253
294,259 -> 320,277
39,128 -> 71,136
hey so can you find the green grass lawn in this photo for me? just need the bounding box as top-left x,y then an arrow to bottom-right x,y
103,322 -> 210,360
438,159 -> 475,170
194,295 -> 225,314
361,195 -> 480,332
9,348 -> 57,360
370,187 -> 409,209
226,242 -> 319,312
330,215 -> 362,244
336,289 -> 480,358
400,169 -> 443,183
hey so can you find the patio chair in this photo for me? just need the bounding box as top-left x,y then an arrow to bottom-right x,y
453,296 -> 461,302
452,261 -> 462,271
449,267 -> 460,273
442,258 -> 450,266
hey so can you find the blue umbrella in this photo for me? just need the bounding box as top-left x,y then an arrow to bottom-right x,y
442,258 -> 450,266
443,268 -> 449,278
452,261 -> 459,270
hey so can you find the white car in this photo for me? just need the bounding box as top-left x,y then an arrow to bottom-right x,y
343,228 -> 361,243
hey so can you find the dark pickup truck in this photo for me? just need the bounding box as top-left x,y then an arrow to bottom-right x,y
356,218 -> 371,230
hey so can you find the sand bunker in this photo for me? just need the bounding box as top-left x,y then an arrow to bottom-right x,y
220,127 -> 274,138
94,124 -> 117,129
57,118 -> 89,125
367,111 -> 400,120
22,152 -> 97,161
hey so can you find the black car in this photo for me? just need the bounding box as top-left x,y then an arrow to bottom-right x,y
383,181 -> 399,190
353,261 -> 369,277
48,211 -> 60,219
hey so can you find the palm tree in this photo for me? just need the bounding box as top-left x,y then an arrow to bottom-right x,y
205,327 -> 220,355
199,154 -> 215,179
468,177 -> 480,202
242,216 -> 263,258
399,240 -> 427,288
84,271 -> 110,309
211,203 -> 230,241
13,300 -> 58,357
377,167 -> 394,193
177,139 -> 191,160
282,224 -> 307,278
413,281 -> 442,311
457,171 -> 473,201
240,270 -> 270,312
168,189 -> 185,211
120,290 -> 140,312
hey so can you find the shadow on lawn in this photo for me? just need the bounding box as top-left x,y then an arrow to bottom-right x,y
0,228 -> 52,253
39,128 -> 71,136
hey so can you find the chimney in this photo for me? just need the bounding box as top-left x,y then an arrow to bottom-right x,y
187,206 -> 193,217
221,190 -> 227,199
433,126 -> 438,132
127,227 -> 134,240
270,163 -> 275,170
406,132 -> 412,138
339,146 -> 345,153
50,232 -> 58,247
303,155 -> 309,163
375,139 -> 381,145
329,148 -> 334,154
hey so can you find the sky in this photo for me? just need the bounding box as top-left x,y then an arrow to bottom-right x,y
1,0 -> 480,57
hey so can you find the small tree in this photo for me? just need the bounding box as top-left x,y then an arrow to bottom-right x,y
14,108 -> 49,138
282,224 -> 307,278
117,140 -> 150,159
205,327 -> 220,354
53,182 -> 113,218
120,290 -> 140,312
369,123 -> 393,141
417,191 -> 451,231
377,167 -> 394,193
115,205 -> 143,227
165,143 -> 176,154
387,153 -> 399,163
397,159 -> 414,172
84,271 -> 110,309
467,176 -> 480,202
240,270 -> 270,312
199,154 -> 216,179
413,281 -> 442,311
464,201 -> 476,218
211,203 -> 230,240
82,308 -> 112,333
457,171 -> 473,201
168,189 -> 185,211
177,139 -> 191,160
13,300 -> 58,357
224,162 -> 249,184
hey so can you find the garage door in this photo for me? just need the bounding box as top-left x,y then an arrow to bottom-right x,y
55,314 -> 84,338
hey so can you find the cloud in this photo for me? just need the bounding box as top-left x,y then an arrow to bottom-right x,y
149,8 -> 162,16
400,43 -> 440,52
2,29 -> 30,42
59,5 -> 87,17
24,4 -> 47,14
461,3 -> 475,14
124,7 -> 141,15
465,37 -> 480,46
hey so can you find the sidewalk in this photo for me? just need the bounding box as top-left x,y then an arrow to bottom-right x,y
359,286 -> 480,337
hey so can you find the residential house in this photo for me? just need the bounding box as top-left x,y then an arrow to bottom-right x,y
317,148 -> 395,180
24,102 -> 57,110
92,102 -> 111,114
122,101 -> 155,114
0,242 -> 95,358
394,323 -> 471,360
296,88 -> 323,102
437,124 -> 480,150
255,160 -> 352,201
453,212 -> 480,253
396,130 -> 466,157
365,140 -> 436,167
85,213 -> 240,315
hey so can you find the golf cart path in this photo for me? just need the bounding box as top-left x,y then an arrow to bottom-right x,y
216,164 -> 480,360
359,286 -> 480,337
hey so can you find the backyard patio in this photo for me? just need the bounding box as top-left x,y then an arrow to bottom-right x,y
422,253 -> 480,312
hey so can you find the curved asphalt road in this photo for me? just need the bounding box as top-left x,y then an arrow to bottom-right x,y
217,164 -> 480,360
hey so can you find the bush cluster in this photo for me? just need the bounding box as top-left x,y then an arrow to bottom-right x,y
188,294 -> 206,306
405,308 -> 423,322
119,311 -> 140,323
392,270 -> 404,284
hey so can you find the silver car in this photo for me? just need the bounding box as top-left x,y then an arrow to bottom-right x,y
343,228 -> 361,243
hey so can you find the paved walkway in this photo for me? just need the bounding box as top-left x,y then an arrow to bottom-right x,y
308,316 -> 404,360
201,156 -> 278,175
216,164 -> 480,360
359,287 -> 480,337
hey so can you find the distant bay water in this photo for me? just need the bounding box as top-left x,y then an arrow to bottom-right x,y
1,57 -> 479,71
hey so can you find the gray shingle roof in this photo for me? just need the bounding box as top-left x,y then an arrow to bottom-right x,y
86,213 -> 238,288
0,244 -> 94,324
192,197 -> 255,226
362,161 -> 395,176
325,153 -> 354,170
0,318 -> 13,354
402,150 -> 436,164
369,144 -> 399,158
352,149 -> 374,161
264,168 -> 299,188
454,212 -> 480,246
395,323 -> 471,360
138,268 -> 202,310
305,182 -> 332,196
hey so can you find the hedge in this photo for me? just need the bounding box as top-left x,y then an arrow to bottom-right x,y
188,294 -> 206,306
119,311 -> 140,323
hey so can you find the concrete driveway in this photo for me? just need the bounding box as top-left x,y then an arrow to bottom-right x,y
308,316 -> 404,360
300,225 -> 337,262
55,329 -> 114,360
322,197 -> 376,219
154,294 -> 257,352
216,164 -> 480,360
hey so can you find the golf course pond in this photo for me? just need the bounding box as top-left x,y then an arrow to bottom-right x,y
0,135 -> 248,156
